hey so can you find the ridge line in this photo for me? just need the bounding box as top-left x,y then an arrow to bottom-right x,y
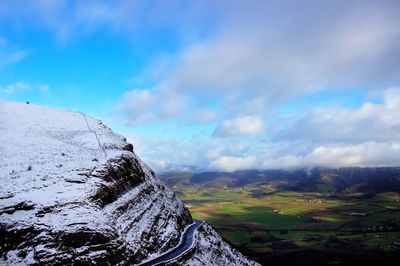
79,112 -> 107,158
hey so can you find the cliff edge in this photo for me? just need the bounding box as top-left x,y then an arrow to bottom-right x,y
0,102 -> 258,265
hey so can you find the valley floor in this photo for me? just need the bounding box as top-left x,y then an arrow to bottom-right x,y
166,183 -> 400,265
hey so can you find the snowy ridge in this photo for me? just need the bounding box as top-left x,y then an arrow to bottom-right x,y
0,101 -> 259,265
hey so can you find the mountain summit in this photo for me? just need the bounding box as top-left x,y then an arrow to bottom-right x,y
0,102 -> 258,265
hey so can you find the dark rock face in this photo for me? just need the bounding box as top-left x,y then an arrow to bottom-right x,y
0,226 -> 37,258
91,155 -> 145,207
0,153 -> 192,265
122,143 -> 134,152
0,202 -> 35,215
0,222 -> 124,265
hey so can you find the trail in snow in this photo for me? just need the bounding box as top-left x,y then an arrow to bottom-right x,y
80,112 -> 107,158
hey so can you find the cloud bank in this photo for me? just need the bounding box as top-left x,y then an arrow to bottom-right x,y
118,1 -> 400,172
2,0 -> 400,172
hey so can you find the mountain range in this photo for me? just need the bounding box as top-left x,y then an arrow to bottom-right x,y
161,167 -> 400,196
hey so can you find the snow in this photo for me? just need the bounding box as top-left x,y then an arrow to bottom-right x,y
1,102 -> 116,200
0,101 -> 126,226
0,101 -> 258,265
170,223 -> 261,266
0,101 -> 192,264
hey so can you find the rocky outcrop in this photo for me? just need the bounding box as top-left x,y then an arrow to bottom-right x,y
0,102 -> 258,265
167,224 -> 258,266
0,153 -> 192,265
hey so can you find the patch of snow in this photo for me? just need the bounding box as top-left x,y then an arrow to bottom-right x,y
0,102 -> 124,208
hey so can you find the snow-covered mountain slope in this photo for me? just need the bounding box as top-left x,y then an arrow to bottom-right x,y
0,102 -> 259,265
167,224 -> 258,266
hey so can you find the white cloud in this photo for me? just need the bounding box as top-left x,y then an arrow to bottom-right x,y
127,86 -> 400,172
117,88 -> 188,125
0,37 -> 30,68
193,110 -> 217,124
214,115 -> 264,136
262,141 -> 400,169
118,89 -> 155,124
109,0 -> 400,171
273,87 -> 400,143
126,133 -> 206,172
39,84 -> 50,92
116,0 -> 400,127
209,156 -> 258,172
0,81 -> 50,97
0,81 -> 31,95
143,1 -> 400,115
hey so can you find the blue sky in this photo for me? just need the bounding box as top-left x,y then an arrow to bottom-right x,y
1,0 -> 400,172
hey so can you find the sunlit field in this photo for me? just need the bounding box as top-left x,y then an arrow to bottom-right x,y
162,172 -> 400,265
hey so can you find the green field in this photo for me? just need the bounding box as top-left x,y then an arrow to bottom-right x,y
168,182 -> 400,264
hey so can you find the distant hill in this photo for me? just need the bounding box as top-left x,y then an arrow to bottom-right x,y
160,167 -> 400,195
159,167 -> 400,266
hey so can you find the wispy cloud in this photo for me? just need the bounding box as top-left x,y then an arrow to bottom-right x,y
213,116 -> 264,137
0,0 -> 217,44
118,0 -> 400,123
4,50 -> 31,65
0,81 -> 50,96
0,37 -> 30,68
0,81 -> 31,95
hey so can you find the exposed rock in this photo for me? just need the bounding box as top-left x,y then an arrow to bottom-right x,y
0,201 -> 35,215
0,102 -> 258,265
123,143 -> 134,152
168,224 -> 258,266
